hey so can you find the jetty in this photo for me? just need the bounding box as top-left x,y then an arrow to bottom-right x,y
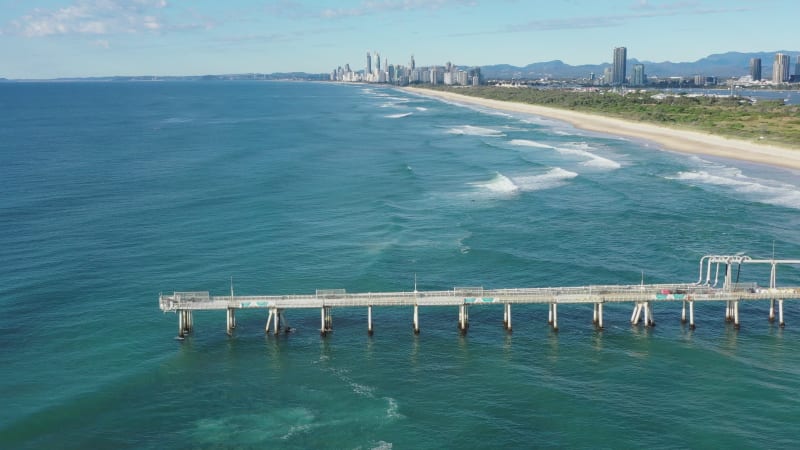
159,255 -> 800,338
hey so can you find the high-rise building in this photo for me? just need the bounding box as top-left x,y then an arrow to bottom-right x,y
631,64 -> 646,86
796,56 -> 800,76
375,52 -> 381,73
366,52 -> 372,76
773,53 -> 790,84
410,55 -> 415,70
750,58 -> 762,81
612,47 -> 627,86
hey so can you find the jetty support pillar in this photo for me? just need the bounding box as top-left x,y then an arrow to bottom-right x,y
550,303 -> 558,332
597,302 -> 604,330
413,305 -> 420,335
320,306 -> 333,336
631,303 -> 642,325
226,308 -> 236,336
368,305 -> 373,336
769,299 -> 775,323
458,304 -> 469,334
504,303 -> 512,332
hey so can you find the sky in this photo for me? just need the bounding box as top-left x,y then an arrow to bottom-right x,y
0,0 -> 797,79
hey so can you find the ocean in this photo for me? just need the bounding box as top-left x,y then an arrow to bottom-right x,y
1,81 -> 799,449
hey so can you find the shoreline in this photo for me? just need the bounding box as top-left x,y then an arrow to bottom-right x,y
401,87 -> 800,171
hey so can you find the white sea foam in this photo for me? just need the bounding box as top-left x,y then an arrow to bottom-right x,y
513,168 -> 579,191
471,169 -> 578,196
161,117 -> 193,124
385,397 -> 404,420
447,125 -> 505,137
457,231 -> 472,254
668,168 -> 800,210
556,142 -> 622,170
473,172 -> 520,193
511,139 -> 621,169
385,112 -> 413,119
509,139 -> 555,149
415,107 -> 428,111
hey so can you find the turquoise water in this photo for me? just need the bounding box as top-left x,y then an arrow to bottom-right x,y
1,81 -> 800,449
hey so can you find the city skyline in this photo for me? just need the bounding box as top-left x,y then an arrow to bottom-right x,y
1,0 -> 799,79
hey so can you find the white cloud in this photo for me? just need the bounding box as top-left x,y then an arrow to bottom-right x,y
7,0 -> 168,37
319,0 -> 477,19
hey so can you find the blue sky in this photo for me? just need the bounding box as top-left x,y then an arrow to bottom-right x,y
1,0 -> 797,78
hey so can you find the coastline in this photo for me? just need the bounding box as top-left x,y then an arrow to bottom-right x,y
401,87 -> 800,171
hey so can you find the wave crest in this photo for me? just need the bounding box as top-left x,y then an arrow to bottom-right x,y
447,125 -> 505,137
472,168 -> 578,196
385,112 -> 412,119
668,168 -> 800,210
510,139 -> 555,149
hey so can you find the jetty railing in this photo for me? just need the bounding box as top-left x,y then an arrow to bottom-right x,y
159,255 -> 800,338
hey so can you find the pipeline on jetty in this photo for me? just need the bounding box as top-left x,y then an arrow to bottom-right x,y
159,255 -> 800,339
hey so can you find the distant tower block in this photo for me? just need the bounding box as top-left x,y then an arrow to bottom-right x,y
612,46 -> 627,86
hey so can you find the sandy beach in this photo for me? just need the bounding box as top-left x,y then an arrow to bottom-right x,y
403,87 -> 800,171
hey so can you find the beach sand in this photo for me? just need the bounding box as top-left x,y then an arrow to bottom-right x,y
403,87 -> 800,171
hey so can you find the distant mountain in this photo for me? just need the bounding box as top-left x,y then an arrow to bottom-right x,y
480,51 -> 800,80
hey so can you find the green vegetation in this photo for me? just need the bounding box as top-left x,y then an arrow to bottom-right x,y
429,86 -> 800,148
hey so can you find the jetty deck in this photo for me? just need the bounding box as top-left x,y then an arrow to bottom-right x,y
158,255 -> 800,338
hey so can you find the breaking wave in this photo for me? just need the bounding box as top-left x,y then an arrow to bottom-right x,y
447,125 -> 505,137
511,139 -> 621,169
510,139 -> 555,149
385,112 -> 413,119
667,166 -> 800,210
471,168 -> 578,196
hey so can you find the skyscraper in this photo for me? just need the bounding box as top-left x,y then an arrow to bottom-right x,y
773,53 -> 790,83
366,52 -> 372,76
750,58 -> 761,81
796,56 -> 800,76
375,52 -> 381,73
631,64 -> 646,86
612,47 -> 627,86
